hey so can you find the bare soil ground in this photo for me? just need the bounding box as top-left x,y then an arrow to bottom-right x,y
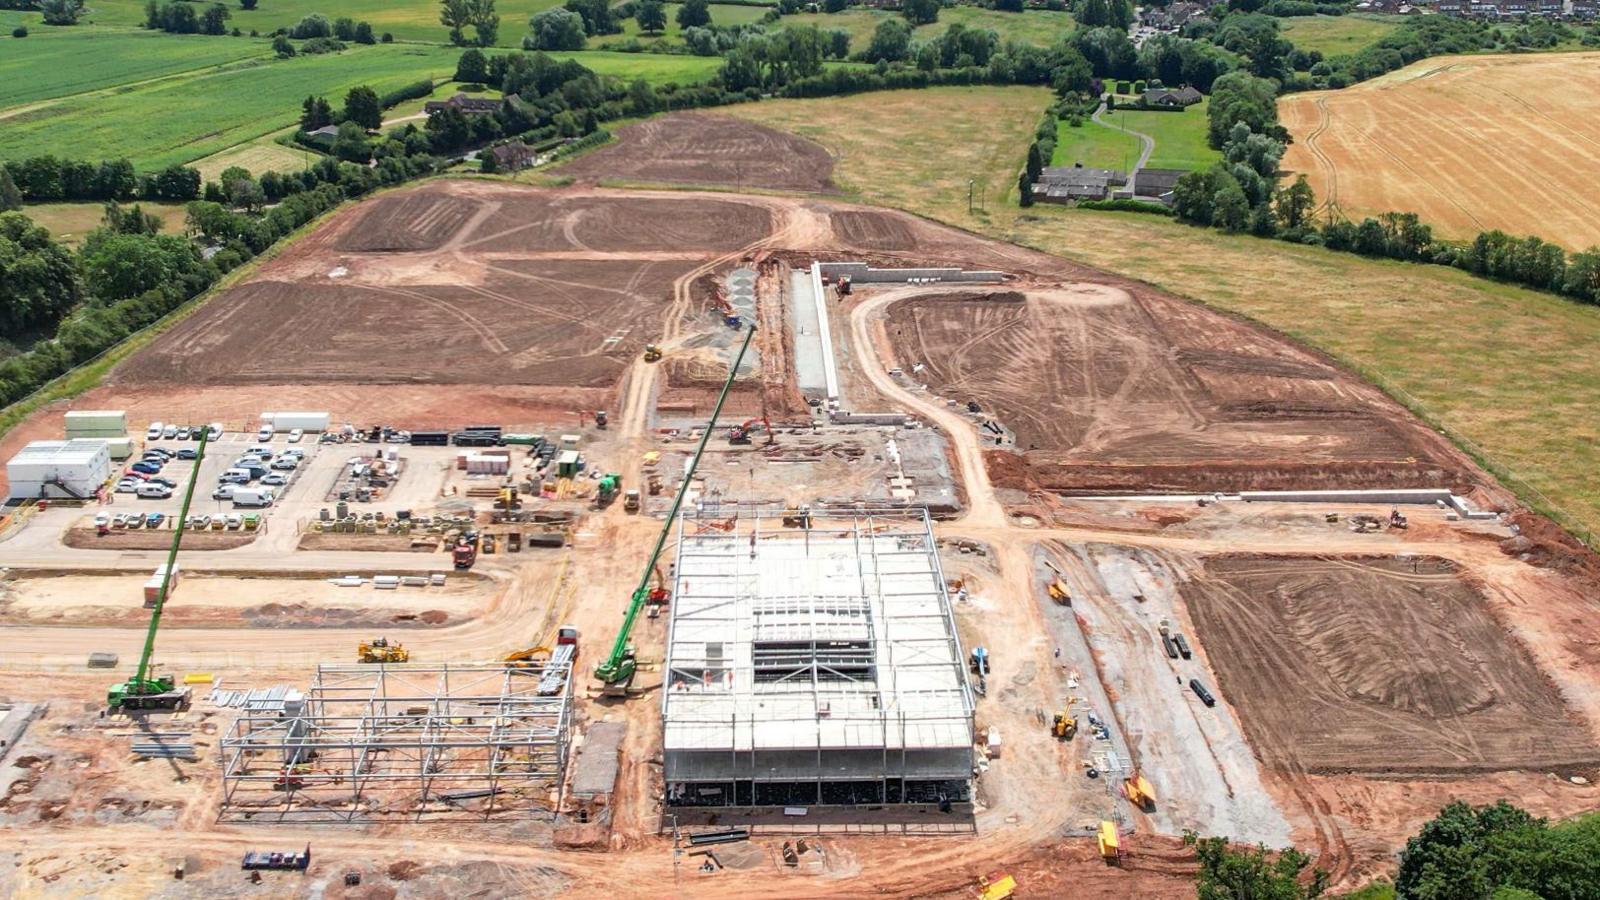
881,285 -> 1472,494
557,113 -> 837,193
1183,555 -> 1600,776
62,527 -> 256,551
1280,53 -> 1600,247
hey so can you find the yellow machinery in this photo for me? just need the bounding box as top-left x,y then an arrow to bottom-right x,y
502,646 -> 550,668
1051,711 -> 1077,740
358,637 -> 409,663
1047,578 -> 1070,605
643,344 -> 662,362
1098,821 -> 1121,863
1122,772 -> 1155,811
976,871 -> 1016,900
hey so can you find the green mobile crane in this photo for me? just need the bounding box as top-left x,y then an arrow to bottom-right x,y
107,431 -> 211,711
594,323 -> 756,693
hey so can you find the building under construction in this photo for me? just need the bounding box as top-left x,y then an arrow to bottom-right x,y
219,662 -> 573,823
661,507 -> 975,812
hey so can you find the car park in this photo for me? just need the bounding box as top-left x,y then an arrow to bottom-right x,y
136,483 -> 173,499
261,473 -> 288,486
270,457 -> 298,471
146,422 -> 163,439
288,428 -> 304,443
145,513 -> 165,528
162,424 -> 178,439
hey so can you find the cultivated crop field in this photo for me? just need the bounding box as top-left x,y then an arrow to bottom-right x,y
1280,52 -> 1600,248
1183,555 -> 1600,775
779,7 -> 1074,51
0,29 -> 268,108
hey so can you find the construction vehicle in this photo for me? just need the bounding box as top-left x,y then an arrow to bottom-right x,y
644,562 -> 671,619
1389,507 -> 1408,529
595,325 -> 757,695
968,647 -> 989,677
596,473 -> 622,507
502,646 -> 550,668
107,432 -> 210,711
452,541 -> 477,570
537,625 -> 579,695
643,344 -> 662,362
1052,711 -> 1078,741
623,489 -> 640,513
1122,772 -> 1156,811
1047,578 -> 1070,605
976,872 -> 1017,900
646,473 -> 662,496
726,415 -> 773,446
1098,821 -> 1121,864
594,410 -> 608,429
358,637 -> 409,663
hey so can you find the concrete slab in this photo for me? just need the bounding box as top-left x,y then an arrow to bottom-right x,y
571,721 -> 625,799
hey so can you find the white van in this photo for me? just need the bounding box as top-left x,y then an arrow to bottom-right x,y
207,422 -> 224,441
232,488 -> 275,508
136,483 -> 173,499
146,421 -> 164,440
220,468 -> 252,485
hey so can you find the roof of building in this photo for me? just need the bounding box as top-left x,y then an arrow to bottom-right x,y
424,93 -> 505,114
1144,85 -> 1203,105
662,509 -> 973,755
8,439 -> 109,467
1040,165 -> 1128,187
1134,168 -> 1188,193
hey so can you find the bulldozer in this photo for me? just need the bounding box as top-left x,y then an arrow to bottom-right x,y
1051,711 -> 1078,741
1389,508 -> 1409,529
358,637 -> 409,664
643,344 -> 662,363
1122,772 -> 1156,811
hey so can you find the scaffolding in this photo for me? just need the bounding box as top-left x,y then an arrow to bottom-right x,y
219,662 -> 573,823
662,506 -> 975,812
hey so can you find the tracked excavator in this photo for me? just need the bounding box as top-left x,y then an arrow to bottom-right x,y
593,324 -> 756,695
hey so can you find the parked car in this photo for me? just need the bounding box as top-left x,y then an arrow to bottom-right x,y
190,515 -> 211,530
245,447 -> 273,459
147,477 -> 177,488
136,483 -> 172,499
283,448 -> 305,459
176,427 -> 191,440
177,448 -> 198,460
219,469 -> 251,485
146,421 -> 164,439
144,447 -> 174,459
130,462 -> 161,476
288,428 -> 304,443
145,512 -> 165,528
225,514 -> 243,530
257,425 -> 274,442
162,424 -> 178,439
122,469 -> 150,481
115,479 -> 140,493
125,515 -> 143,529
261,473 -> 288,486
270,457 -> 298,471
207,423 -> 224,441
111,513 -> 129,528
93,512 -> 110,528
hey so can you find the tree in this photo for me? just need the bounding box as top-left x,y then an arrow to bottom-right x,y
0,169 -> 21,212
300,95 -> 333,130
566,0 -> 618,34
240,0 -> 257,9
1207,69 -> 1280,149
1079,0 -> 1109,26
1017,169 -> 1033,207
864,17 -> 911,62
79,232 -> 200,303
39,0 -> 85,25
1274,174 -> 1315,232
332,121 -> 372,163
822,0 -> 847,11
1050,46 -> 1094,95
344,85 -> 382,130
467,0 -> 498,45
12,26 -> 27,36
1025,142 -> 1043,186
677,0 -> 710,28
1185,832 -> 1328,900
995,0 -> 1024,11
527,7 -> 585,50
149,165 -> 201,202
102,202 -> 163,236
201,3 -> 230,35
0,212 -> 81,335
440,0 -> 471,44
273,34 -> 295,56
1396,801 -> 1548,900
455,47 -> 489,82
718,45 -> 764,91
333,16 -> 357,39
288,12 -> 330,37
354,21 -> 375,43
902,0 -> 938,24
825,27 -> 850,59
635,0 -> 666,34
425,106 -> 472,152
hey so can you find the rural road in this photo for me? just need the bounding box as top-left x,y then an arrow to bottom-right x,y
1093,101 -> 1154,192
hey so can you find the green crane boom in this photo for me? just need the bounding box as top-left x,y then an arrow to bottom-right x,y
594,323 -> 756,687
108,431 -> 209,709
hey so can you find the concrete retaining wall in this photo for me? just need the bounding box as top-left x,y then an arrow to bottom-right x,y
830,412 -> 910,427
1239,489 -> 1498,519
817,262 -> 1005,284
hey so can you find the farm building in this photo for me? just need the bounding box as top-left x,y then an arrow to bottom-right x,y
661,508 -> 976,812
6,439 -> 112,500
1034,165 -> 1128,203
488,142 -> 536,172
1141,86 -> 1202,109
424,93 -> 508,116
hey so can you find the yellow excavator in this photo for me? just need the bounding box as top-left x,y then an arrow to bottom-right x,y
1122,771 -> 1156,811
502,646 -> 551,668
1047,578 -> 1070,605
358,637 -> 409,663
1051,711 -> 1078,740
643,344 -> 662,363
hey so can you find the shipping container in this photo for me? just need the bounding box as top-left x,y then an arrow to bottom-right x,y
1173,634 -> 1192,660
1189,679 -> 1215,707
500,433 -> 543,446
104,437 -> 134,460
1160,634 -> 1179,659
64,410 -> 127,433
262,411 -> 331,432
409,430 -> 449,446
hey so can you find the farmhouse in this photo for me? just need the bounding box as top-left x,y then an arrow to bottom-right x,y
488,141 -> 536,172
1034,165 -> 1128,203
424,93 -> 507,116
1142,85 -> 1202,109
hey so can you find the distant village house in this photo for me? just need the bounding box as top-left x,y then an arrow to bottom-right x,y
424,93 -> 507,116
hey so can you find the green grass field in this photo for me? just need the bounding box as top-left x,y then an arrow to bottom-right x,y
781,6 -> 1073,53
1103,99 -> 1218,170
732,85 -> 1600,546
0,28 -> 270,109
1281,14 -> 1402,57
0,45 -> 720,170
21,201 -> 191,245
1052,116 -> 1141,170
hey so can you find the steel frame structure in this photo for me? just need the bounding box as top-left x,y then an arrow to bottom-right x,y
219,662 -> 573,823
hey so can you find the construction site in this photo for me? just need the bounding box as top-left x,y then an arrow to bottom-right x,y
4,116 -> 1600,898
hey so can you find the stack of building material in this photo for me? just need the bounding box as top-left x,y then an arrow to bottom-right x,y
465,454 -> 509,475
143,564 -> 181,605
131,738 -> 197,760
65,410 -> 131,460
